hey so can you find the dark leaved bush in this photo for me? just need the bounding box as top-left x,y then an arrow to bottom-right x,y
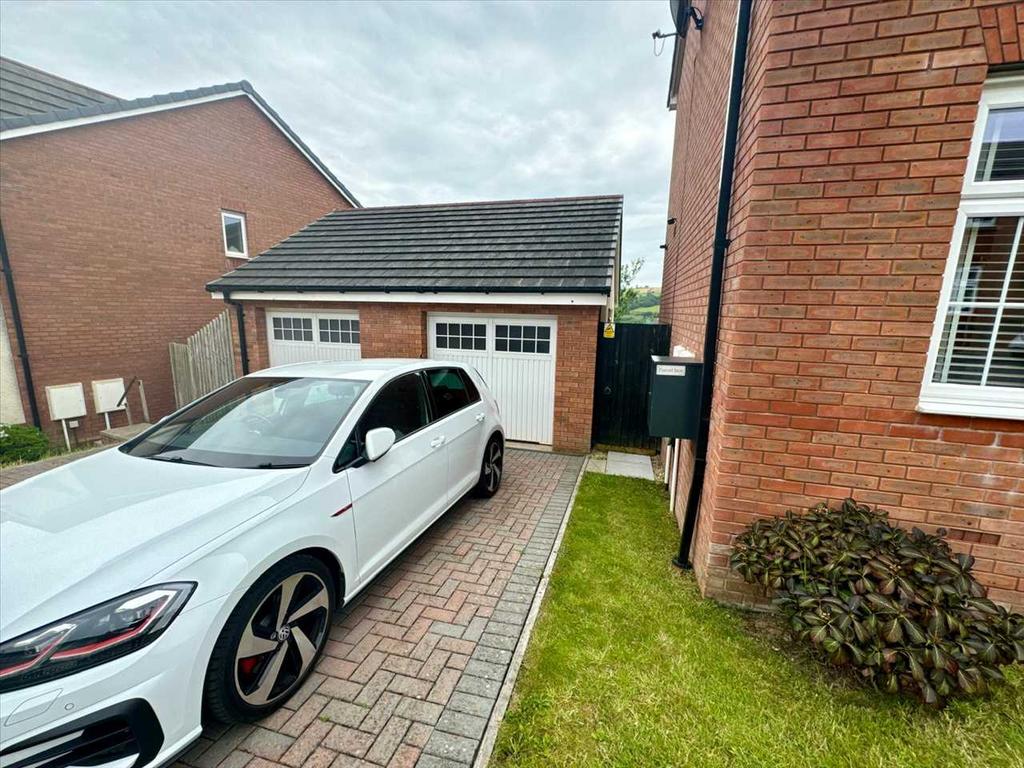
0,423 -> 50,464
730,499 -> 1024,706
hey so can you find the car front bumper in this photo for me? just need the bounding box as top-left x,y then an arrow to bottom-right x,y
0,595 -> 227,768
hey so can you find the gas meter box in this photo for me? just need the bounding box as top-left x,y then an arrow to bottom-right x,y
648,355 -> 702,439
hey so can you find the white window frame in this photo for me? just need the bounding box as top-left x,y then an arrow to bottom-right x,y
221,211 -> 249,259
920,76 -> 1024,420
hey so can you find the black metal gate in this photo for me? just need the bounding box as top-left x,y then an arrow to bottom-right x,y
592,322 -> 671,449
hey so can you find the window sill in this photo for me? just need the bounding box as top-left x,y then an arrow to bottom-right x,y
917,395 -> 1024,421
226,253 -> 250,260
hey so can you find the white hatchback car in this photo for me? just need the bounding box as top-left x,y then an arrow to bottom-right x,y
0,360 -> 504,768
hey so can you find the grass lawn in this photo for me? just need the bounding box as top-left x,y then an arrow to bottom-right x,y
491,472 -> 1024,768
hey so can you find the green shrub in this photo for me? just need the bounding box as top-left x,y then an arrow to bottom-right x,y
730,499 -> 1024,706
0,423 -> 50,464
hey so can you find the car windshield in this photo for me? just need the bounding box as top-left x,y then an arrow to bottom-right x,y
121,376 -> 368,469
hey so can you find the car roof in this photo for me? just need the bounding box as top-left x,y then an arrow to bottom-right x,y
246,359 -> 456,383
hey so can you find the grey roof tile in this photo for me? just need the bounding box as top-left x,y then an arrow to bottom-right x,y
0,60 -> 359,207
0,57 -> 115,118
207,196 -> 622,295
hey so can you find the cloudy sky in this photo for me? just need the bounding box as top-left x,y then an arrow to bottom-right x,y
1,0 -> 677,285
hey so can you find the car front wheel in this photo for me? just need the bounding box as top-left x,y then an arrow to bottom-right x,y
204,554 -> 335,722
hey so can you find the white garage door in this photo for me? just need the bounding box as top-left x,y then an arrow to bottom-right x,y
266,310 -> 361,367
427,314 -> 556,445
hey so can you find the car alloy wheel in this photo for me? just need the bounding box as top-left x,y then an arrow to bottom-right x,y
474,436 -> 503,498
233,571 -> 330,707
484,440 -> 503,493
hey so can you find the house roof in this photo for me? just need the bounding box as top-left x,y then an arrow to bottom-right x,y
0,57 -> 116,118
0,64 -> 360,207
207,195 -> 622,295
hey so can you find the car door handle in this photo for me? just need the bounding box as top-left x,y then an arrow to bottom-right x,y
430,436 -> 446,448
475,413 -> 485,423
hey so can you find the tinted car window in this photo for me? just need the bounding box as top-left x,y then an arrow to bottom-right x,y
361,373 -> 430,439
427,368 -> 472,420
336,373 -> 430,469
459,369 -> 481,403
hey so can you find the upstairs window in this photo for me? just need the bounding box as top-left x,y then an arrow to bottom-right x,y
221,211 -> 248,258
921,78 -> 1024,419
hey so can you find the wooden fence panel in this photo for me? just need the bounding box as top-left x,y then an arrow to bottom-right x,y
169,310 -> 236,408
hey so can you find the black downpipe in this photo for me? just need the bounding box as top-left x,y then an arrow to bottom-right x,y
223,294 -> 250,375
0,224 -> 41,427
674,0 -> 752,569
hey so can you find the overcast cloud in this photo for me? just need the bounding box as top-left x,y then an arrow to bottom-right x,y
1,0 -> 676,285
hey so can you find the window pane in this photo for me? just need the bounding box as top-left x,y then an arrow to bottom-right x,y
436,336 -> 448,349
975,106 -> 1024,182
523,326 -> 536,339
538,327 -> 551,340
427,368 -> 471,419
474,337 -> 485,351
223,215 -> 245,253
510,326 -> 522,339
537,340 -> 551,354
509,339 -> 522,352
988,307 -> 1024,387
360,374 -> 429,439
949,217 -> 1021,304
523,339 -> 536,353
934,215 -> 1022,388
933,308 -> 996,385
496,338 -> 507,352
436,323 -> 447,335
496,324 -> 508,338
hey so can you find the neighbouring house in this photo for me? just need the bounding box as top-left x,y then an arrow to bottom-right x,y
206,196 -> 622,453
0,56 -> 358,442
658,1 -> 1024,607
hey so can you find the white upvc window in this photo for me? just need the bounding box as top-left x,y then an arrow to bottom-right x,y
920,78 -> 1024,420
221,211 -> 248,258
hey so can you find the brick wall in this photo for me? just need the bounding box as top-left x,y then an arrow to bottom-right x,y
661,0 -> 1024,608
0,97 -> 349,442
236,301 -> 599,453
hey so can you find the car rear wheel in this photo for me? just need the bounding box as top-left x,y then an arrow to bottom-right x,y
204,554 -> 335,723
473,435 -> 504,498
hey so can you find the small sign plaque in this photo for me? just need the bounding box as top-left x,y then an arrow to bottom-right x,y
603,322 -> 615,339
656,364 -> 686,377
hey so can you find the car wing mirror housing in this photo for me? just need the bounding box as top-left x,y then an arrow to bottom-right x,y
364,427 -> 396,462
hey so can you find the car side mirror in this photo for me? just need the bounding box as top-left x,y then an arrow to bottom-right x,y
364,427 -> 396,462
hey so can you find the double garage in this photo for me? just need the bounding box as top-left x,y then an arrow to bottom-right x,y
265,308 -> 558,445
208,195 -> 622,453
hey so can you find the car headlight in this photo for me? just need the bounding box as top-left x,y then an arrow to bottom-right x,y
0,583 -> 195,692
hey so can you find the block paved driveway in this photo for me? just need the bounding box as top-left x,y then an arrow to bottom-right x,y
176,449 -> 583,768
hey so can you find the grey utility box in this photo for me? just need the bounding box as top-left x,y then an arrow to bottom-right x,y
648,355 -> 703,439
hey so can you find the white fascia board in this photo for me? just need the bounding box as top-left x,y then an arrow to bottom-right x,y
0,91 -> 359,208
0,91 -> 245,140
209,291 -> 609,307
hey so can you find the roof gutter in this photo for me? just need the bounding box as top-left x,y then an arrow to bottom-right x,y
0,222 -> 41,427
674,0 -> 752,569
222,293 -> 250,376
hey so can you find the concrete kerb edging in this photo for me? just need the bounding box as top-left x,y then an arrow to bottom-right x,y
471,457 -> 589,768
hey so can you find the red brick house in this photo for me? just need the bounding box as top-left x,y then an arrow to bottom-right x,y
0,57 -> 358,442
658,0 -> 1024,608
206,196 -> 621,454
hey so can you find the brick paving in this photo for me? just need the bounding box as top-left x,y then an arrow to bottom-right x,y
177,449 -> 583,768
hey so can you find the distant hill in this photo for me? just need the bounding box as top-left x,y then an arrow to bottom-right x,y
618,286 -> 660,323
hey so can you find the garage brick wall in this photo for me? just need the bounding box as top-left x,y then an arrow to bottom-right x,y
661,0 -> 1024,609
236,301 -> 600,453
0,97 -> 349,442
